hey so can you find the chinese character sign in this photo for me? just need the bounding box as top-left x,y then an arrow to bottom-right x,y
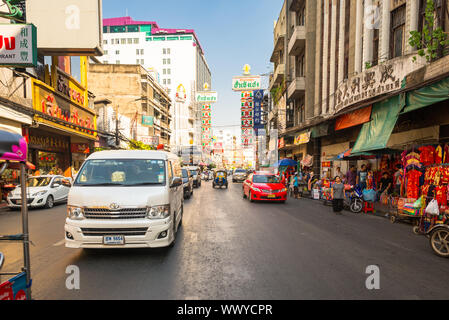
253,90 -> 264,130
0,24 -> 37,67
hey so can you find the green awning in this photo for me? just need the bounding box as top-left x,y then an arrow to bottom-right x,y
403,77 -> 449,113
351,95 -> 405,154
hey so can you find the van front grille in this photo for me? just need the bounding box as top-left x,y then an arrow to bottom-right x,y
83,208 -> 147,219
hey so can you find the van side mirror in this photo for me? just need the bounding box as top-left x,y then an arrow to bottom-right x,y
52,183 -> 61,188
0,252 -> 4,270
170,177 -> 183,188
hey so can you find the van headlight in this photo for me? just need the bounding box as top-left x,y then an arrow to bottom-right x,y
67,206 -> 84,220
146,205 -> 170,220
32,190 -> 47,197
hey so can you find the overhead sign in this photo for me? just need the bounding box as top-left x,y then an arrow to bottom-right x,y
232,76 -> 261,91
31,79 -> 96,139
334,57 -> 422,113
25,0 -> 103,56
0,24 -> 37,67
142,115 -> 154,126
253,89 -> 264,130
196,91 -> 218,103
294,131 -> 311,145
138,135 -> 159,146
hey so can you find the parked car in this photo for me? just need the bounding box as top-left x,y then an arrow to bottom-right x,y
232,168 -> 248,183
7,175 -> 71,209
185,166 -> 201,188
182,168 -> 194,199
242,172 -> 288,203
65,150 -> 184,249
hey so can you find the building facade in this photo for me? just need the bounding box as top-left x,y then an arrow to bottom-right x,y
100,17 -> 211,150
270,0 -> 449,177
87,63 -> 171,149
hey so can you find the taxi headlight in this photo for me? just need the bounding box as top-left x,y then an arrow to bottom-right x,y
252,187 -> 261,192
67,206 -> 84,220
146,205 -> 170,220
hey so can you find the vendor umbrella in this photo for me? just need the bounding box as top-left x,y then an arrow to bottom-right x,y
273,158 -> 298,167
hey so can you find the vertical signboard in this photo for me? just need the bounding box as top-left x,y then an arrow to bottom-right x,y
241,91 -> 253,148
253,89 -> 264,132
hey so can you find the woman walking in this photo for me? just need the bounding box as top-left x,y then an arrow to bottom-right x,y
331,176 -> 345,215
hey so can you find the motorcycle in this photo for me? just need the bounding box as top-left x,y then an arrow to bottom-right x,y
344,185 -> 364,213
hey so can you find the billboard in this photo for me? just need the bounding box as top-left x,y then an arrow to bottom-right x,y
0,24 -> 37,67
25,0 -> 103,56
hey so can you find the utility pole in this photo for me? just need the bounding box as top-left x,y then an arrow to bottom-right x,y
115,104 -> 119,148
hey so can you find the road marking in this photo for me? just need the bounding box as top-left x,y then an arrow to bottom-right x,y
53,239 -> 65,247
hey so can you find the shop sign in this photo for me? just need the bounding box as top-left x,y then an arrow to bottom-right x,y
31,79 -> 96,138
241,109 -> 253,118
241,101 -> 254,108
241,91 -> 253,100
29,134 -> 69,152
142,115 -> 154,126
71,143 -> 90,154
0,23 -> 37,67
232,76 -> 261,91
294,131 -> 311,145
202,104 -> 211,110
242,128 -> 253,137
241,119 -> 253,128
253,89 -> 264,129
138,135 -> 159,146
54,67 -> 87,108
196,91 -> 218,103
322,161 -> 332,168
278,137 -> 285,149
334,58 -> 422,113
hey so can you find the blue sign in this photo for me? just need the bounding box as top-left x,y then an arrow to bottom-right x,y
253,90 -> 264,132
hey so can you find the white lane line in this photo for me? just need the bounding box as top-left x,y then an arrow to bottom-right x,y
53,239 -> 65,247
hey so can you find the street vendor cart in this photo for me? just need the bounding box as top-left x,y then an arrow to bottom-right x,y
0,130 -> 32,300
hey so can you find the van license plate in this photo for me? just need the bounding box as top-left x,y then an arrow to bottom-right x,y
103,235 -> 125,245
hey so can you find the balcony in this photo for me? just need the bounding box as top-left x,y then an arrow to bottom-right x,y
288,26 -> 306,56
287,76 -> 305,99
269,64 -> 285,90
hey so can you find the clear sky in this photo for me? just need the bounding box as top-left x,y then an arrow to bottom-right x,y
103,0 -> 282,128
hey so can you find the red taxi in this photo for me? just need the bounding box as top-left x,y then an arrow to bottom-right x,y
242,172 -> 287,203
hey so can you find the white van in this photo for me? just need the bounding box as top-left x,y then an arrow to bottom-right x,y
64,150 -> 184,249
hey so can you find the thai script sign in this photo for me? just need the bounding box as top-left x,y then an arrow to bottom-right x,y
31,79 -> 96,138
196,91 -> 218,103
54,67 -> 87,108
232,76 -> 261,91
138,135 -> 159,146
142,115 -> 154,126
294,131 -> 311,145
0,23 -> 37,67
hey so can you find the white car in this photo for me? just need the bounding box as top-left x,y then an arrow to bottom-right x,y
7,175 -> 72,209
65,150 -> 184,249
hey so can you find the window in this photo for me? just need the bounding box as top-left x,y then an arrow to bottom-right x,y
163,69 -> 166,75
103,60 -> 108,64
115,50 -> 120,55
167,79 -> 171,85
116,60 -> 120,64
140,49 -> 144,55
168,161 -> 173,182
104,50 -> 108,55
115,39 -> 120,44
372,29 -> 379,66
167,69 -> 171,75
167,58 -> 171,64
163,79 -> 167,85
390,5 -> 406,59
136,49 -> 140,55
103,39 -> 108,45
133,38 -> 139,44
140,59 -> 144,65
163,48 -> 166,54
120,38 -> 126,44
127,38 -> 132,44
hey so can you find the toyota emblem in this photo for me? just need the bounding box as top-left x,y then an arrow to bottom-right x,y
109,203 -> 120,210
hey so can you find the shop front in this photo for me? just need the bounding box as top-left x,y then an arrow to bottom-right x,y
29,68 -> 96,177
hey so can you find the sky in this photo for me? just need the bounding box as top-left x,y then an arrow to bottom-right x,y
103,0 -> 282,129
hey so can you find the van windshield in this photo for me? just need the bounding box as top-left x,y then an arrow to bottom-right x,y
74,159 -> 166,186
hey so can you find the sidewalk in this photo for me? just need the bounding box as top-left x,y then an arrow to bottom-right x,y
0,201 -> 9,213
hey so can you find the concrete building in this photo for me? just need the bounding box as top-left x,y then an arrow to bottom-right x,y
100,17 -> 211,150
87,63 -> 172,148
271,0 -> 449,176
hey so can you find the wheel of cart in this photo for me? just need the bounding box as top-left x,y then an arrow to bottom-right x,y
413,209 -> 438,235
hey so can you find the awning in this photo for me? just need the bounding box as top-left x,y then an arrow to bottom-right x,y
403,77 -> 449,114
351,95 -> 405,154
335,105 -> 372,131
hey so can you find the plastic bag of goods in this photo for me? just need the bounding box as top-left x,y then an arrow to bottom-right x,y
362,189 -> 376,202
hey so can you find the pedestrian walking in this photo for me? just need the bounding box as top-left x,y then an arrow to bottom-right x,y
331,176 -> 345,215
346,165 -> 357,186
293,173 -> 300,199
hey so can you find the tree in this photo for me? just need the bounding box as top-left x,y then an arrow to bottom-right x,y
409,0 -> 449,62
127,140 -> 155,150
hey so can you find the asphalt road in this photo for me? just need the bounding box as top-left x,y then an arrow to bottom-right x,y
1,180 -> 448,300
